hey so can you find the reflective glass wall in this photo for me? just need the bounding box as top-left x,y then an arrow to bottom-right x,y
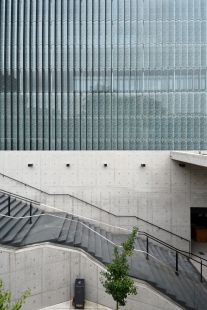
0,0 -> 207,150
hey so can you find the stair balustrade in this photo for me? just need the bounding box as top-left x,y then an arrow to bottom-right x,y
0,172 -> 190,252
0,191 -> 207,309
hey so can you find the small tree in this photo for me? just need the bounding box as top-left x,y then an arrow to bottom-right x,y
100,227 -> 138,310
0,278 -> 30,310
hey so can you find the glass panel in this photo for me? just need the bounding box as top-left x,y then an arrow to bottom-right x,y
105,92 -> 112,150
0,0 -> 206,151
123,93 -> 130,150
112,93 -> 118,150
117,93 -> 123,150
129,93 -> 136,150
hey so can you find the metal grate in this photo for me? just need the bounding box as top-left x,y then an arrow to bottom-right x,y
199,252 -> 205,255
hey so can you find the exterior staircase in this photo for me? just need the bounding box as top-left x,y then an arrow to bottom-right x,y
0,194 -> 206,310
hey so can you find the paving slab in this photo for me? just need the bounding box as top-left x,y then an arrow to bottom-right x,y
39,300 -> 113,310
191,240 -> 207,281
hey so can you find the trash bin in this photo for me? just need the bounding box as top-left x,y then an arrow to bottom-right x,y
74,279 -> 85,309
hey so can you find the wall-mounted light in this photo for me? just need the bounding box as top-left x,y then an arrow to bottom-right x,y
66,163 -> 70,167
28,163 -> 33,167
141,163 -> 146,167
179,163 -> 185,168
104,163 -> 107,167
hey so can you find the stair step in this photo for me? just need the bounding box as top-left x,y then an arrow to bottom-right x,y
0,196 -> 12,207
155,245 -> 202,308
150,245 -> 186,304
65,217 -> 78,246
152,244 -> 193,307
58,214 -> 73,243
100,229 -> 110,264
88,224 -> 95,255
131,254 -> 156,286
138,240 -> 188,305
0,199 -> 20,214
74,220 -> 84,247
2,207 -> 38,243
0,197 -> 206,310
132,239 -> 157,286
21,212 -> 67,246
0,203 -> 28,239
0,201 -> 26,226
196,286 -> 207,310
95,227 -> 102,262
10,210 -> 43,246
106,232 -> 114,263
112,234 -> 129,246
80,222 -> 89,251
136,238 -> 167,293
155,245 -> 199,309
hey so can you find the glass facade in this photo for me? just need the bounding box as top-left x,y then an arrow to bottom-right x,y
0,0 -> 207,150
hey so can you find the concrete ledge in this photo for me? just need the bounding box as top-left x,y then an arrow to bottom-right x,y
171,151 -> 207,168
0,243 -> 183,310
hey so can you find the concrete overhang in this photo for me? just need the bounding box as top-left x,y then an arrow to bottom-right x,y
171,151 -> 207,168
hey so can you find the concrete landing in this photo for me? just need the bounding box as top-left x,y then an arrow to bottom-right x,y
191,240 -> 207,281
40,300 -> 113,310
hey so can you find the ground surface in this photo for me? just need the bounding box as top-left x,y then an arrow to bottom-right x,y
191,240 -> 207,280
40,300 -> 113,310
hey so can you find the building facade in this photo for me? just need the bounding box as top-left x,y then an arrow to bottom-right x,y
0,0 -> 207,150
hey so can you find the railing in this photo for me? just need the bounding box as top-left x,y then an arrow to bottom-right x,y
1,207 -> 206,309
0,188 -> 205,283
139,231 -> 207,283
0,189 -> 40,225
0,172 -> 190,250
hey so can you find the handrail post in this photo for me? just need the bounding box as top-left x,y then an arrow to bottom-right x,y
8,195 -> 10,216
146,236 -> 149,260
29,203 -> 32,224
201,260 -> 203,283
175,252 -> 179,276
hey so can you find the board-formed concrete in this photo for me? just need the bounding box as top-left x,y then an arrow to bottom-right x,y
0,151 -> 207,251
0,244 -> 183,310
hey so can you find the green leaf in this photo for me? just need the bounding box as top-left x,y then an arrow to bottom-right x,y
0,278 -> 30,310
100,227 -> 138,309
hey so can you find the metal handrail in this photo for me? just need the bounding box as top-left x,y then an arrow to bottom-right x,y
0,189 -> 40,224
0,172 -> 190,245
139,231 -> 207,282
0,212 -> 190,277
0,189 -> 40,205
139,231 -> 207,264
0,189 -> 205,282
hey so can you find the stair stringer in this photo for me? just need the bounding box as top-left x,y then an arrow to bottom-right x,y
0,243 -> 184,310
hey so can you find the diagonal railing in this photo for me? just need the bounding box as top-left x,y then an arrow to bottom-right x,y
138,231 -> 207,283
0,188 -> 40,224
0,189 -> 205,283
0,172 -> 190,250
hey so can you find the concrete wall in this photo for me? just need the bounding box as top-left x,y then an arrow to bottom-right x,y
171,151 -> 207,167
0,244 -> 182,310
0,151 -> 207,250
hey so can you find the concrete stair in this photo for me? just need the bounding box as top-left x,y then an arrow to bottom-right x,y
0,194 -> 207,310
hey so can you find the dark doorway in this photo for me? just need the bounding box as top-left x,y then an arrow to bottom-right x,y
191,208 -> 207,226
191,208 -> 207,242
